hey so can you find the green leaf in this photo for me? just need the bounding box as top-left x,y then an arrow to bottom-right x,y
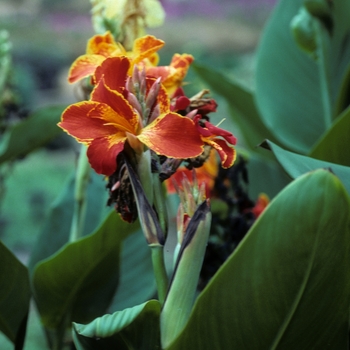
192,63 -> 279,151
255,0 -> 350,153
168,169 -> 350,349
29,167 -> 155,341
261,139 -> 350,193
28,171 -> 110,274
335,62 -> 350,114
32,211 -> 139,331
0,241 -> 31,349
0,106 -> 65,164
72,300 -> 161,350
309,105 -> 350,166
108,230 -> 156,312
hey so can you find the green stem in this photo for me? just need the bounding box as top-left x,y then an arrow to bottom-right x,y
152,174 -> 168,237
316,21 -> 332,129
150,245 -> 168,306
69,145 -> 91,242
136,150 -> 153,205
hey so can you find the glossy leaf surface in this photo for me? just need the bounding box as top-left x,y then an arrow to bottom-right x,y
32,211 -> 139,330
255,0 -> 350,153
262,139 -> 350,193
73,300 -> 161,350
0,241 -> 31,349
309,105 -> 350,166
28,171 -> 109,274
108,230 -> 155,312
168,169 -> 350,349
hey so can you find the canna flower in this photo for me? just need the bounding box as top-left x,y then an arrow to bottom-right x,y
165,148 -> 218,197
68,31 -> 164,84
168,87 -> 236,168
194,114 -> 237,169
59,56 -> 205,176
161,171 -> 211,349
145,54 -> 194,96
251,193 -> 269,218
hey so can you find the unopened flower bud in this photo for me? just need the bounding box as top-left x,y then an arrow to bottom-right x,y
148,104 -> 160,123
124,155 -> 165,245
146,77 -> 161,112
132,64 -> 141,93
126,76 -> 134,93
291,7 -> 318,56
161,199 -> 211,348
139,67 -> 147,96
127,92 -> 143,116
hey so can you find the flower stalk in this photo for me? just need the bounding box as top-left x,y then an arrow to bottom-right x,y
69,145 -> 91,242
123,155 -> 169,303
161,199 -> 211,348
150,244 -> 168,306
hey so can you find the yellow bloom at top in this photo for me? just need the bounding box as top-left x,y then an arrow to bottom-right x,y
68,31 -> 194,97
68,32 -> 163,84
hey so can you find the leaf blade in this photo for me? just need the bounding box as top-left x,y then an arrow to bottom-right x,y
32,211 -> 139,330
0,242 -> 31,349
73,300 -> 161,350
168,169 -> 350,349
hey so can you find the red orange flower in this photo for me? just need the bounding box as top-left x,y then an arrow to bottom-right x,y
68,31 -> 164,84
68,31 -> 193,97
251,193 -> 269,218
59,56 -> 205,176
166,149 -> 218,196
145,54 -> 194,96
194,115 -> 236,168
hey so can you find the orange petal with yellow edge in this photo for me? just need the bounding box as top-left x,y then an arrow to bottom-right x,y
87,137 -> 125,175
138,112 -> 203,158
59,101 -> 118,142
86,31 -> 122,56
170,53 -> 194,70
93,56 -> 130,91
91,79 -> 139,133
68,54 -> 105,83
206,138 -> 236,168
146,65 -> 175,81
132,35 -> 164,64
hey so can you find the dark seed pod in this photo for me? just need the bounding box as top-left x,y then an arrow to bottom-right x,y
106,154 -> 138,223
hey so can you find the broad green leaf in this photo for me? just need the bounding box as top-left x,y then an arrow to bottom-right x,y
0,241 -> 31,349
192,63 -> 279,151
309,104 -> 350,166
32,211 -> 139,331
168,169 -> 350,349
72,300 -> 161,350
255,0 -> 350,153
0,106 -> 65,164
108,230 -> 156,312
261,139 -> 350,193
28,171 -> 110,274
29,167 -> 155,336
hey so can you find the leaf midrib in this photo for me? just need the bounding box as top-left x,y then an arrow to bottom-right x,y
269,226 -> 321,349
